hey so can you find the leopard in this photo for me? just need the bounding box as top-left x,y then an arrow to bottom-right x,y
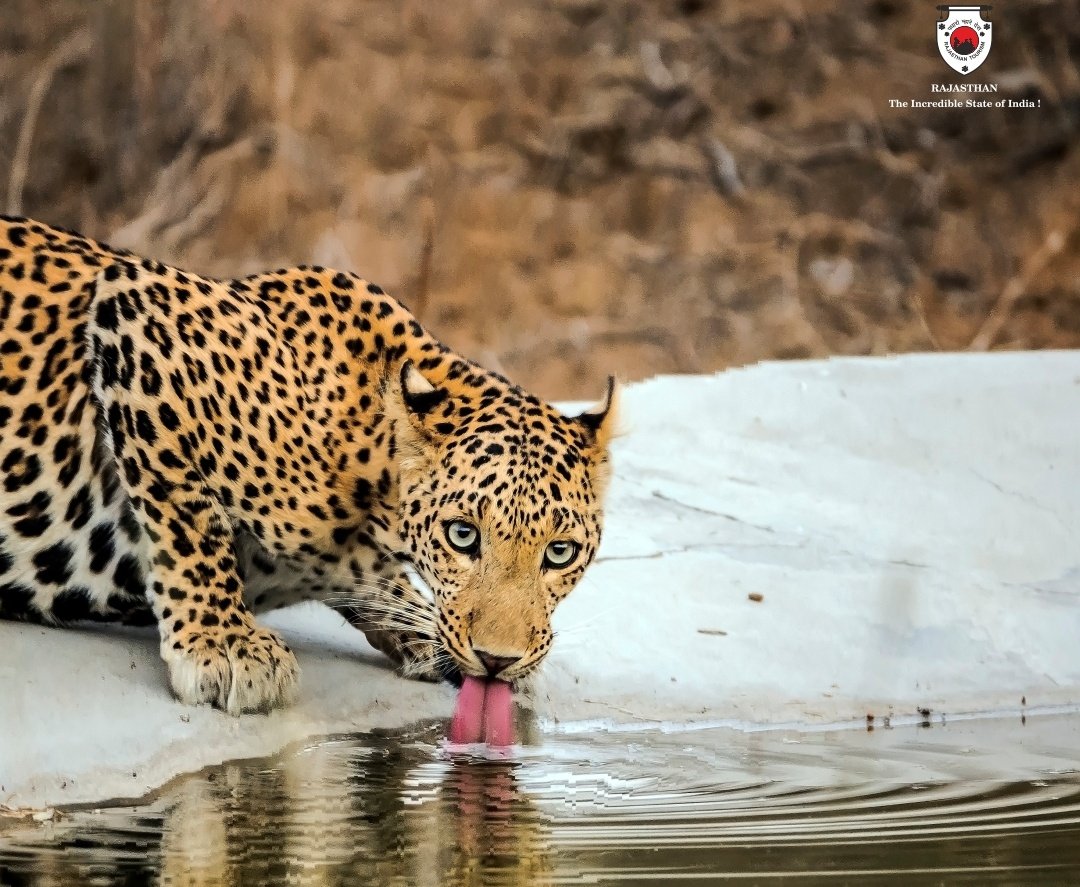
0,217 -> 617,715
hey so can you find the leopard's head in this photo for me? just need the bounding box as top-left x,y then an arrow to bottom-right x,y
388,361 -> 617,681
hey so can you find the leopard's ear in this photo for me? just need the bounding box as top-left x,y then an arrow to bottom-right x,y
575,375 -> 619,451
384,361 -> 450,462
400,361 -> 448,417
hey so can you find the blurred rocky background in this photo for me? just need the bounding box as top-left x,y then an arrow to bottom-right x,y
1,0 -> 1077,398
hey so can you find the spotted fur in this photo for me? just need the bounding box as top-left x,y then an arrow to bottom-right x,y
0,217 -> 617,714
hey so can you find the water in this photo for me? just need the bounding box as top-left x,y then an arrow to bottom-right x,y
2,713 -> 1079,885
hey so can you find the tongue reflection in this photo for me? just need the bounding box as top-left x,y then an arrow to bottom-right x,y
449,675 -> 514,746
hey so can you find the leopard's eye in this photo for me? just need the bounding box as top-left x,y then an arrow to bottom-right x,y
544,540 -> 578,569
445,520 -> 480,555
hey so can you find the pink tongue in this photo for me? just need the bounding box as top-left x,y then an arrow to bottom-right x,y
449,676 -> 487,744
449,676 -> 514,746
482,679 -> 514,746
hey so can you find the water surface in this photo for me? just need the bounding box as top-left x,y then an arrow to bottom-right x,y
2,713 -> 1079,885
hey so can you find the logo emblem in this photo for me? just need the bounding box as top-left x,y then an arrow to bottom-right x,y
937,5 -> 992,75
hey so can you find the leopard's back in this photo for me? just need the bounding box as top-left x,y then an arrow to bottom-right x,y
0,218 -> 154,625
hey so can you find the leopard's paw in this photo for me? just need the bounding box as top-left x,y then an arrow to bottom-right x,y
162,622 -> 299,715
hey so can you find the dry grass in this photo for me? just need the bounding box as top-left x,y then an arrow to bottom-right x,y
1,0 -> 1079,397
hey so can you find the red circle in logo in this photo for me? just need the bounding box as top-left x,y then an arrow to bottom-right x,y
949,26 -> 980,55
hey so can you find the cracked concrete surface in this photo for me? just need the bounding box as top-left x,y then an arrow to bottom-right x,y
536,351 -> 1080,729
3,352 -> 1079,808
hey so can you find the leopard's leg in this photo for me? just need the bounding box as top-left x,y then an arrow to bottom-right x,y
330,559 -> 461,685
135,478 -> 299,714
88,304 -> 299,713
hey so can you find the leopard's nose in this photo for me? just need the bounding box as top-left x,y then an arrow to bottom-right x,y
475,650 -> 521,677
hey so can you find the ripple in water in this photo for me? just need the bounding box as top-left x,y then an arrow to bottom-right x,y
2,713 -> 1079,885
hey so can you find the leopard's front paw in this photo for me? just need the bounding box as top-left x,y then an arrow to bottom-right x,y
162,622 -> 299,715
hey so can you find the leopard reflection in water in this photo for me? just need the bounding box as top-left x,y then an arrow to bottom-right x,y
2,727 -> 553,887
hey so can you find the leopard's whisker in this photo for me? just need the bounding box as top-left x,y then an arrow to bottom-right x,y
319,592 -> 415,610
331,603 -> 435,632
368,619 -> 437,635
320,581 -> 415,600
330,603 -> 436,628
